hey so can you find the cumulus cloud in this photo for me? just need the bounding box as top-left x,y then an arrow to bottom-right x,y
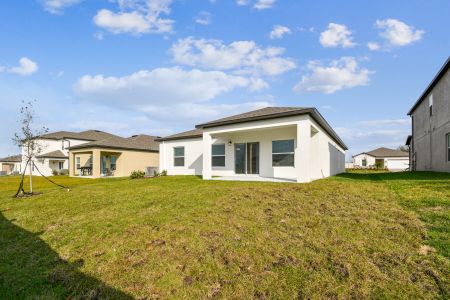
170,37 -> 296,76
375,18 -> 424,47
367,42 -> 380,51
254,0 -> 276,10
194,11 -> 212,25
269,25 -> 291,39
1,57 -> 39,76
293,57 -> 372,94
319,23 -> 356,48
41,0 -> 82,14
94,0 -> 174,35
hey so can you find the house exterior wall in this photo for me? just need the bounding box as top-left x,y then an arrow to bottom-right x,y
69,148 -> 159,178
21,138 -> 88,176
353,154 -> 376,168
410,68 -> 450,172
160,114 -> 346,182
353,154 -> 409,171
0,162 -> 21,175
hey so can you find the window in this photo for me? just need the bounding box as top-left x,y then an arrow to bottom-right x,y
272,140 -> 294,167
174,147 -> 185,167
429,94 -> 433,116
61,141 -> 65,150
58,162 -> 64,170
76,157 -> 80,169
110,155 -> 117,171
212,144 -> 225,167
362,158 -> 367,167
447,133 -> 450,162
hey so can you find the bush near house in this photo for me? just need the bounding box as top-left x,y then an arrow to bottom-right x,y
0,171 -> 448,299
130,170 -> 145,179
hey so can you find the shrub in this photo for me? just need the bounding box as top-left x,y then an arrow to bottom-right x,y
52,170 -> 59,176
153,170 -> 160,177
130,170 -> 145,179
161,170 -> 167,176
59,169 -> 69,175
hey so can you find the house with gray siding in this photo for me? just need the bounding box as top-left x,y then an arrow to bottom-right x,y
407,57 -> 450,172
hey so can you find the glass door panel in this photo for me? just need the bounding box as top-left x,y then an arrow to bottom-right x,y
234,143 -> 246,174
246,142 -> 259,174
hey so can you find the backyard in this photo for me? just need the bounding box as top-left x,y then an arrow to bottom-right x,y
0,171 -> 448,299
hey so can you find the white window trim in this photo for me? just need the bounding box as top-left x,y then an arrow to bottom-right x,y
212,144 -> 226,167
272,139 -> 295,167
173,147 -> 185,167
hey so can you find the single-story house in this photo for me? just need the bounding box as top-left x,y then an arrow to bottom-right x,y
352,147 -> 409,171
0,155 -> 22,175
68,134 -> 159,178
23,130 -> 122,177
158,107 -> 347,183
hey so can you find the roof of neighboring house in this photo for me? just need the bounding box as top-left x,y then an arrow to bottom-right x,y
155,128 -> 203,142
408,56 -> 450,115
159,107 -> 347,150
353,147 -> 409,158
68,134 -> 160,152
39,130 -> 121,141
0,154 -> 22,162
36,150 -> 68,159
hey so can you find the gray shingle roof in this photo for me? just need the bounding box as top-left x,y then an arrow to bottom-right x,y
40,130 -> 121,141
158,107 -> 347,150
68,134 -> 160,152
356,147 -> 409,158
0,154 -> 22,162
155,129 -> 203,141
36,150 -> 68,159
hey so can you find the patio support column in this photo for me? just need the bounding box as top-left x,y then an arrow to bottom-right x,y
69,152 -> 75,177
92,149 -> 101,178
202,132 -> 212,180
296,120 -> 311,183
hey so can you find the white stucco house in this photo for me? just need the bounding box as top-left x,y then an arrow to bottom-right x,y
158,107 -> 347,183
21,130 -> 121,177
0,155 -> 22,175
352,147 -> 409,171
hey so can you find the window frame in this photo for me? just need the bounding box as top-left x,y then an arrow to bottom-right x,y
110,155 -> 117,171
211,144 -> 226,167
76,157 -> 81,169
272,139 -> 295,167
173,146 -> 185,167
447,133 -> 450,162
58,162 -> 64,170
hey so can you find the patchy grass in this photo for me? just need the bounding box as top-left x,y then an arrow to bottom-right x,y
0,173 -> 448,299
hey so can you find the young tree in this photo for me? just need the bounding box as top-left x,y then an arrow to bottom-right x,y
13,101 -> 48,197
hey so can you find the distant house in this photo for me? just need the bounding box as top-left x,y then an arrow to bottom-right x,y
407,56 -> 450,172
352,147 -> 409,171
22,130 -> 121,177
158,107 -> 347,183
68,134 -> 159,178
0,155 -> 22,175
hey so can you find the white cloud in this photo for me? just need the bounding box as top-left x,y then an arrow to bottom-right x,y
194,11 -> 212,25
319,23 -> 356,48
254,0 -> 276,10
74,67 -> 272,123
41,0 -> 82,14
236,0 -> 249,5
269,25 -> 291,39
375,19 -> 424,47
94,0 -> 174,35
2,57 -> 39,76
293,57 -> 372,94
367,42 -> 380,51
170,37 -> 296,76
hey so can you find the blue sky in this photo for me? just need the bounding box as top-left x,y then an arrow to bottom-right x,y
0,0 -> 449,159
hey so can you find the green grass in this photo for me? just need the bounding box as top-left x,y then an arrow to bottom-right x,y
0,172 -> 448,299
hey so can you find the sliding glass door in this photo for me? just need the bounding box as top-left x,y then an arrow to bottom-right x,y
234,142 -> 259,174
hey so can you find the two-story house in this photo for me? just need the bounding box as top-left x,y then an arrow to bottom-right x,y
407,56 -> 450,172
22,130 -> 121,176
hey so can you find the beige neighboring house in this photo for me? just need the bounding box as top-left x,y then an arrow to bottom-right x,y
68,134 -> 160,178
352,147 -> 409,171
0,155 -> 22,175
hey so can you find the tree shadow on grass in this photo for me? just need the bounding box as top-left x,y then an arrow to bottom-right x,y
337,171 -> 450,181
0,212 -> 133,299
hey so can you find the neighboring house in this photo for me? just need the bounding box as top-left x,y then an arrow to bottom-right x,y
21,130 -> 121,177
352,147 -> 409,171
158,107 -> 347,183
407,56 -> 450,172
68,134 -> 159,178
0,155 -> 22,175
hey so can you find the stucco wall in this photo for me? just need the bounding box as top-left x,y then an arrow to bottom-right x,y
353,154 -> 376,168
411,68 -> 450,172
159,138 -> 203,175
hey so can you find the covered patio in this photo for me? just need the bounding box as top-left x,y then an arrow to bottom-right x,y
69,149 -> 120,178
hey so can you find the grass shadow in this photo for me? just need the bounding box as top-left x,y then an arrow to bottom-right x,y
0,212 -> 133,299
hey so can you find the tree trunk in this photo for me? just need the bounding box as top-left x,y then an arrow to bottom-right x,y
29,159 -> 33,194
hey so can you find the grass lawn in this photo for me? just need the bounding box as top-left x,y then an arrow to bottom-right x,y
0,172 -> 448,299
